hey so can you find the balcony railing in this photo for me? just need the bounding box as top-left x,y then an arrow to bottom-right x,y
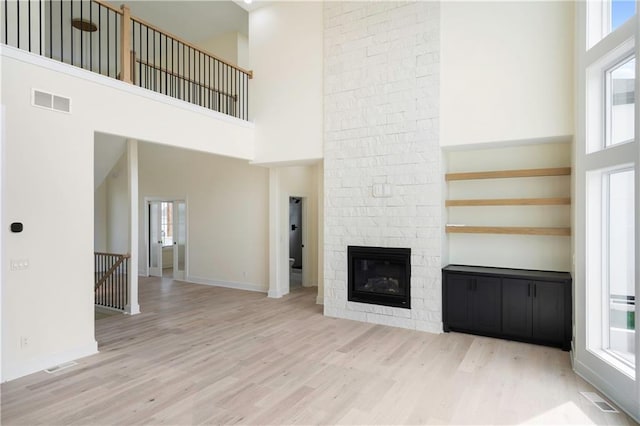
1,0 -> 252,120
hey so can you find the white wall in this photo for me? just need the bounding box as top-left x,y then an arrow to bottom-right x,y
440,1 -> 574,146
1,47 -> 254,382
94,181 -> 107,252
106,152 -> 129,254
249,2 -> 323,164
445,142 -> 572,271
198,31 -> 240,67
137,143 -> 269,291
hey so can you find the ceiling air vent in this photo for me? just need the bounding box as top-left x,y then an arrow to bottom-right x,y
32,89 -> 71,113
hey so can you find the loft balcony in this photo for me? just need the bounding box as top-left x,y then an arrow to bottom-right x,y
1,0 -> 252,121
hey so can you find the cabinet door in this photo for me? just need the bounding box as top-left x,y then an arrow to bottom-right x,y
445,274 -> 473,329
532,281 -> 565,344
502,279 -> 533,338
471,277 -> 502,333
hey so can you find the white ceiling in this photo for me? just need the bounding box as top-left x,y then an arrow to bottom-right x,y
111,1 -> 249,43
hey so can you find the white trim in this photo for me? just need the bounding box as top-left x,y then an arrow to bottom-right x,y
0,45 -> 254,130
1,341 -> 98,383
575,1 -> 639,419
186,276 -> 266,294
251,158 -> 323,168
574,360 -> 640,423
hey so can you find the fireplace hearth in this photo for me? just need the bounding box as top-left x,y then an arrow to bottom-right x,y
348,246 -> 411,309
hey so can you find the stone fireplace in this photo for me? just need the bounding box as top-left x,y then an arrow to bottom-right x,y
323,1 -> 442,333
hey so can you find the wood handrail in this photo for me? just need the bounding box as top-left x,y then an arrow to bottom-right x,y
130,15 -> 253,78
136,58 -> 237,100
95,253 -> 130,290
92,0 -> 123,15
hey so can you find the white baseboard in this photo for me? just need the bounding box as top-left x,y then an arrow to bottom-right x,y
186,276 -> 266,293
125,303 -> 141,315
2,340 -> 98,383
268,289 -> 283,298
574,359 -> 640,423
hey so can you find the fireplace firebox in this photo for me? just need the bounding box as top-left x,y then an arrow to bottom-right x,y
348,246 -> 411,309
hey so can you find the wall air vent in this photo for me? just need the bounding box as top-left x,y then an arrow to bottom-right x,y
32,89 -> 71,113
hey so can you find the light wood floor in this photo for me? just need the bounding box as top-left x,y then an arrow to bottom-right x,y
1,277 -> 635,425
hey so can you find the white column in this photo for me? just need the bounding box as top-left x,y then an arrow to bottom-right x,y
125,139 -> 140,315
268,168 -> 282,298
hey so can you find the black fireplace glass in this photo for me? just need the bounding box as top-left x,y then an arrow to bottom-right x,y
348,246 -> 411,309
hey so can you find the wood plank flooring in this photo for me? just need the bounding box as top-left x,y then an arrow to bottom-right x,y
1,277 -> 635,425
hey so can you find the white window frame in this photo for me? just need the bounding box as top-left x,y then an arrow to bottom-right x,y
575,0 -> 639,418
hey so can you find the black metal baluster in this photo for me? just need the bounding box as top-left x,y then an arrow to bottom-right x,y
28,0 -> 31,51
181,44 -> 185,101
4,0 -> 7,45
70,0 -> 74,65
16,0 -> 19,48
245,73 -> 248,120
128,14 -> 131,81
138,22 -> 142,86
89,0 -> 92,71
80,0 -> 83,67
60,0 -> 63,61
106,8 -> 109,76
153,29 -> 156,92
39,0 -> 44,56
114,11 -> 118,78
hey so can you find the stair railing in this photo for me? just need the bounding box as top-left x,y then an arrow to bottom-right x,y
94,252 -> 129,311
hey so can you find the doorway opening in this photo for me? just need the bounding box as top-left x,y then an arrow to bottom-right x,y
289,197 -> 303,290
147,200 -> 186,280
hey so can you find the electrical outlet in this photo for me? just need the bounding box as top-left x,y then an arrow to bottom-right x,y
20,336 -> 28,348
10,259 -> 29,271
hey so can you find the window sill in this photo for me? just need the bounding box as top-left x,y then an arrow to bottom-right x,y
589,348 -> 636,380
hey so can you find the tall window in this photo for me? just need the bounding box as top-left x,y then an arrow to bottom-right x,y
583,0 -> 637,376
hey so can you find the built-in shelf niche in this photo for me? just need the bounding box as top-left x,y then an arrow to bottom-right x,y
444,142 -> 573,272
445,167 -> 572,236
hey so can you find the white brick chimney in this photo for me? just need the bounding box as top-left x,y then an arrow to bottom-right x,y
323,1 -> 442,333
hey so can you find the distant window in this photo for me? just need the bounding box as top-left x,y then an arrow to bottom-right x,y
161,202 -> 173,246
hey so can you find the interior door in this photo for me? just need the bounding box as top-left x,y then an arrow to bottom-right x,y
173,201 -> 186,280
148,201 -> 163,277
